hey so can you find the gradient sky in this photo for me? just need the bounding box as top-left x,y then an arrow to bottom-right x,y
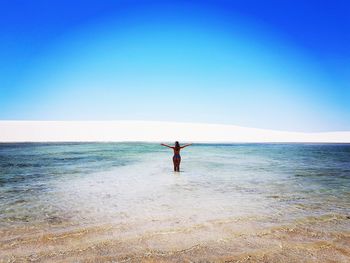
1,0 -> 349,132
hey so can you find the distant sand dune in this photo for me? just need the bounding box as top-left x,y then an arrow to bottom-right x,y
0,121 -> 349,143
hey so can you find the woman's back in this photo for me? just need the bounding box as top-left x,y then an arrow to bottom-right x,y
173,146 -> 181,154
160,141 -> 193,172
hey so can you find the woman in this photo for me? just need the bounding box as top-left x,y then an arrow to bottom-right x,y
161,141 -> 193,172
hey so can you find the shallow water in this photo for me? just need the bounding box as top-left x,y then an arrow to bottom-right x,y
0,143 -> 349,262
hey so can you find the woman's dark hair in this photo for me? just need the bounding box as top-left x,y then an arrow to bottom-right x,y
175,141 -> 180,150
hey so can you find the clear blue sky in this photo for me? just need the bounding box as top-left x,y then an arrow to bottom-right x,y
1,0 -> 349,132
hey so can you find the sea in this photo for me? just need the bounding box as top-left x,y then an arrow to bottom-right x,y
0,143 -> 349,262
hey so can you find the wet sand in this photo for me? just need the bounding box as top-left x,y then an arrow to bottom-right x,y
1,213 -> 349,262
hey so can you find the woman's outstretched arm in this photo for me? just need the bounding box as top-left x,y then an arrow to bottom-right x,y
180,143 -> 193,149
161,143 -> 174,149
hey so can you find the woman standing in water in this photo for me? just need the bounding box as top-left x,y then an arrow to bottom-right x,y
161,141 -> 193,172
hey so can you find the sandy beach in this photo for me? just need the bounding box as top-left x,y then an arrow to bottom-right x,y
1,121 -> 350,143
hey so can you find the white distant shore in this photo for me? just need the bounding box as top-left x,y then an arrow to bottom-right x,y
0,121 -> 350,143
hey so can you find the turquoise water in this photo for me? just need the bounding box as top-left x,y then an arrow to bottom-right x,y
0,143 -> 349,261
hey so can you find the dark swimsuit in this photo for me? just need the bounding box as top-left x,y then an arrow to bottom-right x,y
173,153 -> 181,160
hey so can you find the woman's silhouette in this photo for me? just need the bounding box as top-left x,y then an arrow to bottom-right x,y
161,141 -> 193,172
